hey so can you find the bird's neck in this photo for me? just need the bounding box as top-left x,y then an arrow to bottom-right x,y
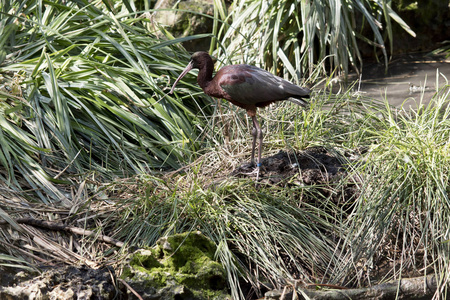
196,60 -> 214,90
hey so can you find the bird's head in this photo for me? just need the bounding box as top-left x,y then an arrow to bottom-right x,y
190,51 -> 214,69
170,52 -> 215,94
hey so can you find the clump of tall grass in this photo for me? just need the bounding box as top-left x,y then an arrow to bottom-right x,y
106,173 -> 345,299
341,85 -> 450,289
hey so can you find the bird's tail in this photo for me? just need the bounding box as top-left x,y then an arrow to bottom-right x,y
288,97 -> 308,107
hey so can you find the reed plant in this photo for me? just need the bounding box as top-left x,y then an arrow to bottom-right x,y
340,84 -> 450,289
0,0 -> 214,203
214,0 -> 415,79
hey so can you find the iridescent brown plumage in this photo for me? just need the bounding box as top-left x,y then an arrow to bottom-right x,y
170,51 -> 310,178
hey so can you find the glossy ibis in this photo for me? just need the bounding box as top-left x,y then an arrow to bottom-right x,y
170,51 -> 310,179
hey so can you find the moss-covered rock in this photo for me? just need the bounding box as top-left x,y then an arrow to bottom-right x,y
122,231 -> 230,300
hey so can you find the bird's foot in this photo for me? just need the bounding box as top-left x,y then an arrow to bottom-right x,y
231,161 -> 263,185
237,161 -> 255,172
243,162 -> 262,182
255,163 -> 261,183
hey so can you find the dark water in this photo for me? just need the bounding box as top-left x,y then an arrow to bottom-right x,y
346,53 -> 450,108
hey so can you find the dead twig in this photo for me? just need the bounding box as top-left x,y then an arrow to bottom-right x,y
0,217 -> 125,248
118,278 -> 143,300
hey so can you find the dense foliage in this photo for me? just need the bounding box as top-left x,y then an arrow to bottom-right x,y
215,0 -> 415,78
0,0 -> 217,202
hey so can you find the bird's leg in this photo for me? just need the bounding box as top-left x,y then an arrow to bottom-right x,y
250,125 -> 257,167
252,116 -> 263,181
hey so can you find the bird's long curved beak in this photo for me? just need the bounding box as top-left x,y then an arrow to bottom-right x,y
170,60 -> 194,94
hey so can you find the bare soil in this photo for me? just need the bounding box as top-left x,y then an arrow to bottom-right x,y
232,147 -> 349,186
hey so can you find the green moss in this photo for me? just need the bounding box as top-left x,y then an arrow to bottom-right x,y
130,249 -> 164,270
160,232 -> 216,272
122,232 -> 229,299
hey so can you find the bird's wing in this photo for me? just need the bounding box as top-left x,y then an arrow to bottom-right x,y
217,65 -> 310,105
